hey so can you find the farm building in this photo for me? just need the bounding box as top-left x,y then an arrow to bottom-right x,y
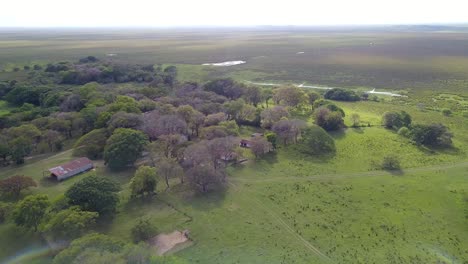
48,157 -> 94,181
240,139 -> 252,148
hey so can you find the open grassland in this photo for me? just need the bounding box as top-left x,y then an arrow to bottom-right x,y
2,29 -> 468,95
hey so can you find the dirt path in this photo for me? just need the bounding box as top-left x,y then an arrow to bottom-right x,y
232,160 -> 468,184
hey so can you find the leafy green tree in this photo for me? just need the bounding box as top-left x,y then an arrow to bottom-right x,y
43,206 -> 98,239
130,166 -> 158,197
104,128 -> 148,170
108,96 -> 141,113
130,217 -> 158,242
13,194 -> 50,231
296,126 -> 336,155
157,158 -> 184,188
65,175 -> 120,215
10,137 -> 33,164
73,129 -> 108,159
0,175 -> 37,198
313,107 -> 344,131
410,123 -> 453,147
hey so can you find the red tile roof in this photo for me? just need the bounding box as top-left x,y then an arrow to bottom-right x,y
49,157 -> 93,177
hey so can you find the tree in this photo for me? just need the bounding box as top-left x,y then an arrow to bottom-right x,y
306,91 -> 321,107
250,137 -> 273,158
441,108 -> 452,116
73,129 -> 108,159
10,137 -> 33,164
382,111 -> 412,129
13,194 -> 50,231
296,126 -> 336,155
130,166 -> 158,198
0,142 -> 10,164
65,175 -> 120,215
42,130 -> 64,152
130,217 -> 158,242
204,78 -> 244,99
260,106 -> 289,129
243,86 -> 262,106
104,128 -> 148,170
313,107 -> 344,131
272,119 -> 305,145
273,86 -> 306,107
43,207 -> 98,239
410,123 -> 453,147
186,164 -> 223,193
107,111 -> 142,131
0,175 -> 37,198
350,113 -> 360,127
157,158 -> 184,188
324,88 -> 360,101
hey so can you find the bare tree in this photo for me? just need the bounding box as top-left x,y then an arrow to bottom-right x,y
186,165 -> 224,193
250,137 -> 273,158
260,106 -> 289,129
157,157 -> 184,188
272,119 -> 305,145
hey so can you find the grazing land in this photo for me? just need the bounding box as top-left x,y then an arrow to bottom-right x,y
0,27 -> 467,263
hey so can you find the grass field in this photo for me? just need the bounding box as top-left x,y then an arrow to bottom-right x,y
0,28 -> 467,263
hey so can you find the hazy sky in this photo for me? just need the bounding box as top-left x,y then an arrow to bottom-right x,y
1,0 -> 467,27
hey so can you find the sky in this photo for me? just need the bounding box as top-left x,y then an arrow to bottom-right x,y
1,0 -> 467,27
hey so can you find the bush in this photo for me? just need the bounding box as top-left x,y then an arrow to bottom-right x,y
397,127 -> 411,138
382,111 -> 412,129
131,217 -> 158,242
381,155 -> 401,170
441,108 -> 452,116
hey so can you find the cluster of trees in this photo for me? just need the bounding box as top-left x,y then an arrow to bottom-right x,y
2,175 -> 119,236
324,88 -> 361,101
382,111 -> 453,147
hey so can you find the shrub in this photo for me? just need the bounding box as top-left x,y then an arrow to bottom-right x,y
397,127 -> 411,138
381,155 -> 401,170
441,108 -> 452,116
131,217 -> 158,242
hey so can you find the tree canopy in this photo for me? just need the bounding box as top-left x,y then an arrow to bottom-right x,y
65,175 -> 120,215
104,128 -> 148,170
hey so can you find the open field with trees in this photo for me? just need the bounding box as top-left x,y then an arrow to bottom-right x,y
0,27 -> 467,263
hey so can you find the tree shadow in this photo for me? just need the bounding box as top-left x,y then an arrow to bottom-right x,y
177,184 -> 228,212
329,129 -> 347,140
350,127 -> 365,134
387,169 -> 404,176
